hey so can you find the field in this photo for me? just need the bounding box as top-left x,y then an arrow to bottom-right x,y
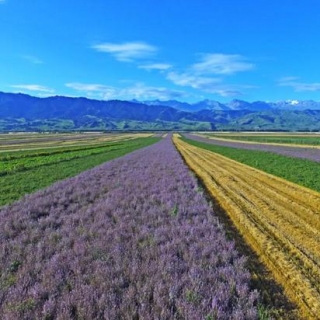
174,135 -> 320,319
0,133 -> 158,206
0,135 -> 258,319
2,131 -> 320,319
184,134 -> 320,184
202,132 -> 320,146
0,132 -> 152,152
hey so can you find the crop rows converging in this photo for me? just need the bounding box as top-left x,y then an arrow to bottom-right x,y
0,132 -> 152,152
183,135 -> 320,193
189,133 -> 320,162
202,133 -> 320,146
0,136 -> 258,319
173,135 -> 320,319
0,136 -> 159,207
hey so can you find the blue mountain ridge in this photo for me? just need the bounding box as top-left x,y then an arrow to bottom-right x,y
1,91 -> 320,131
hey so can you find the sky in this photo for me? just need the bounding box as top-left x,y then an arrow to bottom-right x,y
1,0 -> 320,103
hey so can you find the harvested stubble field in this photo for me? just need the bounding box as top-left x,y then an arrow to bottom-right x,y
174,135 -> 320,319
0,136 -> 258,319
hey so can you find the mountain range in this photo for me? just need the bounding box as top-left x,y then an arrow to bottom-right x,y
1,91 -> 320,131
141,98 -> 320,112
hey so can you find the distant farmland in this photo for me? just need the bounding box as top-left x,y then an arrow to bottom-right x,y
0,132 -> 157,206
1,132 -> 320,319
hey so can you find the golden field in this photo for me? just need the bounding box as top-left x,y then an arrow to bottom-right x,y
173,135 -> 320,319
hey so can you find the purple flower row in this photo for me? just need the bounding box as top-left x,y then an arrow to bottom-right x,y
0,136 -> 258,319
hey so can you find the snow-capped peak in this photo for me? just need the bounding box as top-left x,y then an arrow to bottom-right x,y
287,100 -> 299,105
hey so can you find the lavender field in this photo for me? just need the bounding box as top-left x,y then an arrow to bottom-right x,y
0,137 -> 258,319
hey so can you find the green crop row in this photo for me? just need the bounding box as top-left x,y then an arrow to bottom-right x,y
0,137 -> 160,206
0,143 -> 126,175
181,136 -> 320,193
0,141 -> 122,161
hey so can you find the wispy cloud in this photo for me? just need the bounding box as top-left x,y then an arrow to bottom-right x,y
138,63 -> 172,71
21,55 -> 44,64
66,82 -> 186,100
278,77 -> 320,92
0,0 -> 6,3
167,72 -> 221,89
125,83 -> 185,100
11,84 -> 54,93
167,71 -> 253,97
91,41 -> 157,62
66,83 -> 112,92
164,53 -> 255,97
192,53 -> 255,75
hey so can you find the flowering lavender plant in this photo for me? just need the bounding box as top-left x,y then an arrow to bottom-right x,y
0,136 -> 258,319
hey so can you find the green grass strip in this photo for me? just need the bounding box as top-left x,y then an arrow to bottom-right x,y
181,136 -> 320,193
0,137 -> 160,207
0,140 -> 127,160
0,143 -> 131,175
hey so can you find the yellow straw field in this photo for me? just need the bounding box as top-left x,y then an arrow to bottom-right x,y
173,135 -> 320,319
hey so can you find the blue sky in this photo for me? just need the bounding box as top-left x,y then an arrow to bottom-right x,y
1,0 -> 320,103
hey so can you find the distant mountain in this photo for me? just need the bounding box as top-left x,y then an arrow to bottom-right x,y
192,100 -> 230,111
270,100 -> 320,110
227,100 -> 273,111
0,92 -> 195,121
1,91 -> 320,131
0,92 -> 212,131
223,109 -> 320,131
143,98 -> 320,112
142,99 -> 231,112
140,99 -> 194,112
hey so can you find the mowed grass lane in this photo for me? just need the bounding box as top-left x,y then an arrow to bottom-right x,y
173,135 -> 320,319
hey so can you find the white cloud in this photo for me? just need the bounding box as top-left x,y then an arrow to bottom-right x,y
138,63 -> 172,71
91,41 -> 157,62
164,53 -> 255,97
21,55 -> 44,64
66,83 -> 112,92
167,72 -> 221,89
167,71 -> 251,97
192,53 -> 254,75
278,77 -> 320,92
66,83 -> 117,99
10,84 -> 54,93
126,83 -> 185,100
66,82 -> 186,100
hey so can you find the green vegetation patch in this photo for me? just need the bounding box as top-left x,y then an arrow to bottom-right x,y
0,143 -> 129,175
0,137 -> 159,206
181,136 -> 320,193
